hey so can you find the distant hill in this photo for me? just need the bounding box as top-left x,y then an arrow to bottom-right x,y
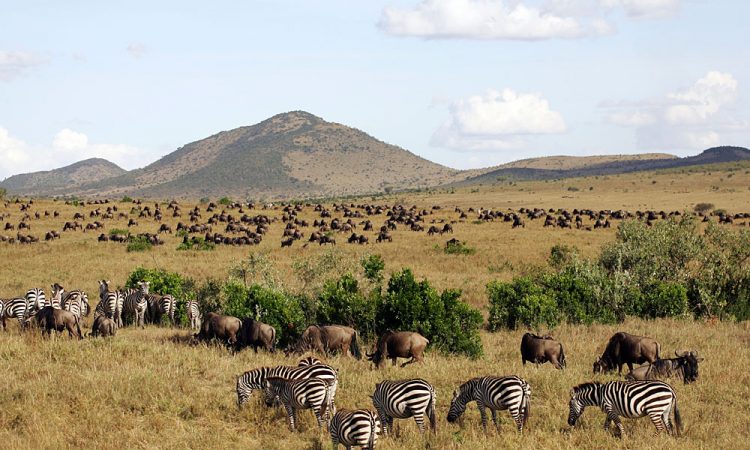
498,153 -> 676,170
0,158 -> 126,195
453,146 -> 750,187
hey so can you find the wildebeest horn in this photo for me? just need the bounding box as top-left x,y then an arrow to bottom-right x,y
675,350 -> 688,357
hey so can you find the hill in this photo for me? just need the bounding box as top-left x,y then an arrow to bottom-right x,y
0,158 -> 126,195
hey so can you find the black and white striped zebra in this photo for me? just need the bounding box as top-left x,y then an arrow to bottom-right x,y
95,280 -> 121,324
1,297 -> 27,329
330,409 -> 381,450
146,294 -> 175,324
298,356 -> 322,367
447,376 -> 530,433
236,364 -> 338,410
25,288 -> 46,313
371,378 -> 437,436
186,299 -> 201,330
568,381 -> 682,437
264,376 -> 331,431
61,290 -> 90,321
50,283 -> 65,308
122,281 -> 150,327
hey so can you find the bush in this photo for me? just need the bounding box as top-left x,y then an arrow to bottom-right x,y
694,202 -> 714,214
125,267 -> 192,326
120,195 -> 133,203
218,196 -> 232,205
361,254 -> 385,284
548,244 -> 576,269
126,236 -> 152,252
641,282 -> 688,319
377,269 -> 483,358
109,228 -> 129,236
487,277 -> 558,331
177,237 -> 215,251
443,240 -> 476,255
317,273 -> 377,340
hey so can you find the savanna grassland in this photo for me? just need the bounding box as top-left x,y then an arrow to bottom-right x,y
1,161 -> 750,449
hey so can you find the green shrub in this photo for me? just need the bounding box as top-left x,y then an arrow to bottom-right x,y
548,244 -> 576,269
120,195 -> 133,203
109,228 -> 129,236
317,273 -> 377,340
377,269 -> 483,358
218,196 -> 232,205
126,236 -> 152,252
443,240 -> 476,255
176,229 -> 189,238
177,237 -> 215,251
125,267 -> 192,326
694,202 -> 714,213
487,277 -> 558,331
361,254 -> 385,284
641,282 -> 689,318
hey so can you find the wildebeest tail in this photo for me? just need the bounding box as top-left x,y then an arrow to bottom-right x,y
427,386 -> 437,433
351,330 -> 361,359
673,398 -> 682,436
75,316 -> 82,340
559,344 -> 566,369
271,326 -> 276,353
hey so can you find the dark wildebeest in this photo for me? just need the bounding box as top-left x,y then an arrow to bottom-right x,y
366,330 -> 429,368
195,312 -> 242,347
593,331 -> 661,375
626,350 -> 703,384
520,332 -> 566,369
88,315 -> 117,338
290,325 -> 361,359
239,318 -> 276,352
26,306 -> 82,339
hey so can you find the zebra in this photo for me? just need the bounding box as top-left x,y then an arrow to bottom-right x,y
95,280 -> 121,324
1,298 -> 27,329
567,381 -> 682,437
61,290 -> 90,321
330,409 -> 381,450
186,299 -> 201,329
264,376 -> 331,431
50,283 -> 65,308
371,378 -> 436,436
122,281 -> 150,327
25,288 -> 46,313
146,294 -> 175,324
446,376 -> 530,433
236,364 -> 338,411
298,356 -> 322,367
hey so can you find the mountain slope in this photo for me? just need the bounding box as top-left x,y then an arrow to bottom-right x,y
0,158 -> 126,195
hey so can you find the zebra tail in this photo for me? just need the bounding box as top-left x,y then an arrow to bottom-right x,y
320,383 -> 331,428
521,381 -> 531,430
673,399 -> 683,436
351,330 -> 361,360
427,387 -> 437,433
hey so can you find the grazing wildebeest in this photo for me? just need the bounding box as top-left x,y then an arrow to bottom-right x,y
88,315 -> 117,338
194,312 -> 242,347
626,350 -> 703,384
239,318 -> 276,352
366,330 -> 429,368
290,325 -> 361,359
593,332 -> 660,375
25,306 -> 82,339
520,333 -> 566,369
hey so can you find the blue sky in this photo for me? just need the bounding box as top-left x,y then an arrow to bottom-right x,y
1,0 -> 749,179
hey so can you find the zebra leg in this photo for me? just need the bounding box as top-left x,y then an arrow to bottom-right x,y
648,412 -> 667,435
477,402 -> 489,433
490,408 -> 500,433
413,412 -> 425,434
285,405 -> 297,431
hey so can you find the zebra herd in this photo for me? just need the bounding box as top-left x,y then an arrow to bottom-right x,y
237,357 -> 681,448
0,282 -> 184,333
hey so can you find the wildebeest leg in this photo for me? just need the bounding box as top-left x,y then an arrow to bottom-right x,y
626,362 -> 634,374
391,357 -> 397,366
400,357 -> 418,368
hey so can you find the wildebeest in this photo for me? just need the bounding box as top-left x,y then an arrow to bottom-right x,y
520,333 -> 566,369
366,330 -> 429,368
593,332 -> 661,375
25,306 -> 82,339
239,318 -> 276,352
195,312 -> 242,347
290,325 -> 361,359
626,350 -> 703,384
88,315 -> 117,338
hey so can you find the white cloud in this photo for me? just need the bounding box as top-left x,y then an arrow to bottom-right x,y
0,127 -> 145,180
0,50 -> 45,81
127,42 -> 147,59
432,88 -> 566,151
603,71 -> 746,151
602,0 -> 681,19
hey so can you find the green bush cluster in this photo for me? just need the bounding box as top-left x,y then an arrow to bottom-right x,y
443,240 -> 476,255
176,237 -> 215,251
126,236 -> 152,252
125,267 -> 194,326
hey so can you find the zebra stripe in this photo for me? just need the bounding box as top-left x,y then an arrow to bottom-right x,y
264,377 -> 331,431
330,409 -> 380,450
236,364 -> 338,409
1,298 -> 27,329
371,378 -> 436,436
25,288 -> 46,313
447,376 -> 530,433
568,380 -> 682,437
298,356 -> 322,367
62,290 -> 90,321
147,294 -> 175,324
186,300 -> 201,330
123,282 -> 149,327
50,284 -> 65,309
95,280 -> 120,323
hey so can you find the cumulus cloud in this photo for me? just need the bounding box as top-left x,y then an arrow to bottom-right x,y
432,89 -> 566,151
0,50 -> 45,81
0,127 -> 145,179
127,42 -> 147,59
379,0 -> 682,40
603,71 -> 746,151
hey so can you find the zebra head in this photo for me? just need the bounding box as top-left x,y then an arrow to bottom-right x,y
138,281 -> 150,295
263,377 -> 284,407
51,283 -> 64,303
98,280 -> 110,299
568,382 -> 600,426
446,384 -> 471,423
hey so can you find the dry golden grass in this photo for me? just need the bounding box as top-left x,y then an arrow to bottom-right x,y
1,163 -> 750,449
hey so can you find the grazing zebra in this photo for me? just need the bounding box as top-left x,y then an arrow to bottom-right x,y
147,294 -> 175,324
1,297 -> 30,329
25,288 -> 46,313
122,281 -> 150,327
61,290 -> 90,321
264,377 -> 331,431
50,283 -> 65,308
568,381 -> 682,437
447,376 -> 530,433
298,356 -> 322,367
236,363 -> 338,410
186,299 -> 201,330
95,280 -> 121,324
371,378 -> 437,436
330,409 -> 381,450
